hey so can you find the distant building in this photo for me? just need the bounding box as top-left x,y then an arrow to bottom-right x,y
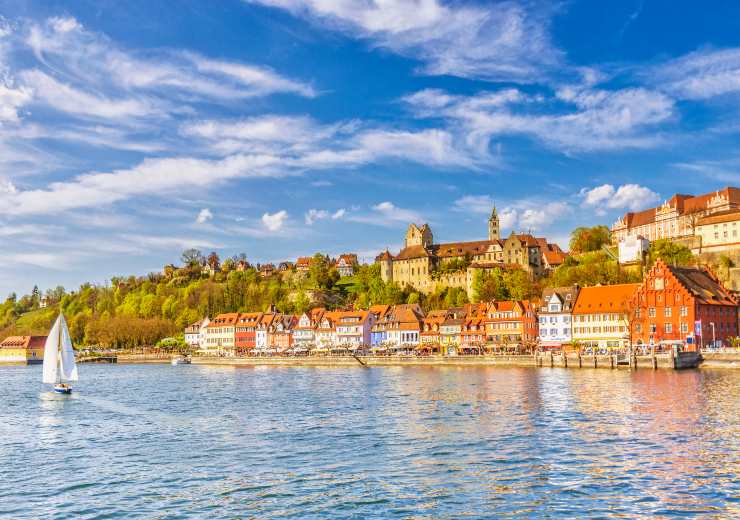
572,284 -> 639,350
258,264 -> 275,278
378,206 -> 561,294
0,336 -> 47,365
611,187 -> 740,244
484,300 -> 538,346
234,313 -> 262,354
618,235 -> 649,264
184,317 -> 210,348
334,310 -> 374,348
538,286 -> 579,349
296,257 -> 312,272
631,259 -> 738,348
369,304 -> 393,347
336,254 -> 358,277
278,261 -> 294,272
385,304 -> 424,347
694,210 -> 740,254
202,313 -> 238,355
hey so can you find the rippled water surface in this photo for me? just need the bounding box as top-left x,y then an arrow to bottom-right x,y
1,364 -> 738,518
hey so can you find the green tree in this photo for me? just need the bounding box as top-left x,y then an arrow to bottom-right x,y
569,225 -> 611,254
648,239 -> 694,267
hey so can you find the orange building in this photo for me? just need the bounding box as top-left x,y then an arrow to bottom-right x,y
631,259 -> 738,349
0,336 -> 47,364
484,300 -> 538,345
572,284 -> 639,350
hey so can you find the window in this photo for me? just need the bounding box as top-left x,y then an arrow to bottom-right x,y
680,306 -> 688,317
650,323 -> 657,333
664,307 -> 672,317
635,308 -> 641,318
664,323 -> 672,333
635,324 -> 642,332
649,307 -> 656,318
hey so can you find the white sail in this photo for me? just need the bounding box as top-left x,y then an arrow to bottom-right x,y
42,315 -> 61,384
59,315 -> 78,382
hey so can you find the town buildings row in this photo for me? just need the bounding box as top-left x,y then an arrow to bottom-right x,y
187,260 -> 739,355
376,206 -> 568,299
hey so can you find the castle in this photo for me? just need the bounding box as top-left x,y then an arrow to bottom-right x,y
376,206 -> 567,297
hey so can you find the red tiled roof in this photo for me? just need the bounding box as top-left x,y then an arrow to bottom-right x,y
0,336 -> 47,349
572,284 -> 640,314
697,209 -> 740,226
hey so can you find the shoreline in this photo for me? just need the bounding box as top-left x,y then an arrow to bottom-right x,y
4,352 -> 737,369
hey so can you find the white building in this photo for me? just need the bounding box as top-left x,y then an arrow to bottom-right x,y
184,317 -> 210,347
618,235 -> 649,264
538,286 -> 578,349
334,310 -> 373,347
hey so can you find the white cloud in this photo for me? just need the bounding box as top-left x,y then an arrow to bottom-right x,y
248,0 -> 561,83
453,194 -> 494,214
196,208 -> 213,224
304,208 -> 329,225
581,184 -> 614,206
0,79 -> 32,124
405,85 -> 674,153
20,69 -> 156,120
262,210 -> 288,231
653,48 -> 740,100
453,194 -> 569,232
674,159 -> 740,184
346,201 -> 423,227
0,178 -> 17,194
581,183 -> 659,212
0,154 -> 283,216
331,208 -> 346,219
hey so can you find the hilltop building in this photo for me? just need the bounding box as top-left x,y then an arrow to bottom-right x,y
611,187 -> 740,247
377,205 -> 565,297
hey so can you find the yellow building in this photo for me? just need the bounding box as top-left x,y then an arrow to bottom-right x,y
0,336 -> 47,365
571,284 -> 640,351
694,210 -> 740,254
377,206 -> 560,294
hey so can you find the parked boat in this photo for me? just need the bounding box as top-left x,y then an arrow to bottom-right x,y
171,356 -> 191,365
42,314 -> 78,394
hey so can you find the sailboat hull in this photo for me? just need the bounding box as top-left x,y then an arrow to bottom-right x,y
53,384 -> 72,394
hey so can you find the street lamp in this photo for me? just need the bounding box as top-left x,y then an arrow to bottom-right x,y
710,322 -> 716,349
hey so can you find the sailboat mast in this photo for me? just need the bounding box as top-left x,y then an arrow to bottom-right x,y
57,314 -> 62,384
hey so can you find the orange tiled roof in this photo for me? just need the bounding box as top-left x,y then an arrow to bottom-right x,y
697,209 -> 740,226
208,313 -> 239,326
0,336 -> 47,349
572,284 -> 640,314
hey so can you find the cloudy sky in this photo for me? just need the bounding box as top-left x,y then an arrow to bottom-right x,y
1,0 -> 740,296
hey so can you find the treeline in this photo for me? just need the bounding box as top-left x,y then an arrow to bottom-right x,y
1,227 -> 712,348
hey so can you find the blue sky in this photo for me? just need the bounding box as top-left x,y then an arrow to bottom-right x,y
1,0 -> 740,297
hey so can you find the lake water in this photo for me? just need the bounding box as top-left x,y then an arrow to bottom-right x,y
1,364 -> 738,519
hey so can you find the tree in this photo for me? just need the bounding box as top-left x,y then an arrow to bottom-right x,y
647,239 -> 694,267
569,226 -> 611,254
206,251 -> 221,270
181,249 -> 204,267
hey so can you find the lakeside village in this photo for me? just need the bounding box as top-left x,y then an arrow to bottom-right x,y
4,187 -> 740,364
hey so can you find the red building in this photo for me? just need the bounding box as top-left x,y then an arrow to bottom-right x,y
631,259 -> 738,349
234,312 -> 262,354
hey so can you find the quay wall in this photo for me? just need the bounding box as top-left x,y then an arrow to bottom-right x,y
700,352 -> 740,369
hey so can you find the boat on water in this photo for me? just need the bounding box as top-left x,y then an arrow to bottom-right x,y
42,314 -> 78,394
171,356 -> 191,365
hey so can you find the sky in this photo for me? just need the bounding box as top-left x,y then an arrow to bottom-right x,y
1,0 -> 740,297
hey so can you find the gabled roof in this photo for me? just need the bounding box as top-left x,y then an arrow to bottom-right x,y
208,313 -> 239,326
430,240 -> 498,258
394,245 -> 432,260
665,263 -> 736,305
572,284 -> 640,314
541,286 -> 579,312
696,209 -> 740,226
0,336 -> 46,349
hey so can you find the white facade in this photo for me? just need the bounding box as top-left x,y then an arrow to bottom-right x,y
293,314 -> 315,345
538,294 -> 573,347
618,236 -> 649,264
185,317 -> 210,347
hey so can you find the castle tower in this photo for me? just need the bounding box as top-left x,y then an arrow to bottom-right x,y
488,205 -> 500,241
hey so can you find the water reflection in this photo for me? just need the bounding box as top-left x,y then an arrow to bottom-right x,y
0,364 -> 737,518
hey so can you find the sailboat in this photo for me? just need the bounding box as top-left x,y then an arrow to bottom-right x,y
42,314 -> 78,394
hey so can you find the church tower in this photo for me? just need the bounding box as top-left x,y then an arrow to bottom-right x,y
488,205 -> 500,241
